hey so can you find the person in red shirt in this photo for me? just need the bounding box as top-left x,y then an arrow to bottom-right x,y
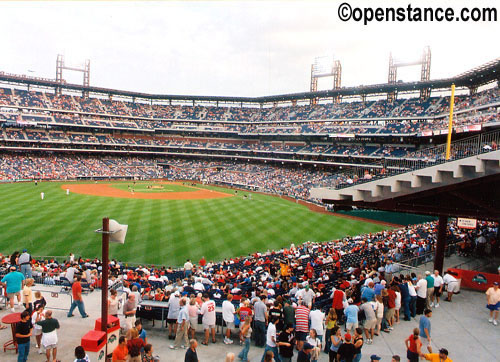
199,256 -> 206,267
127,328 -> 145,362
332,288 -> 345,323
113,336 -> 129,362
386,287 -> 397,329
67,275 -> 88,318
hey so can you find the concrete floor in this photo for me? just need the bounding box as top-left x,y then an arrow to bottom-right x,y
0,255 -> 498,361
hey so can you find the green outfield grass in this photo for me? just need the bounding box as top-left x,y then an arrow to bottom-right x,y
0,181 -> 389,266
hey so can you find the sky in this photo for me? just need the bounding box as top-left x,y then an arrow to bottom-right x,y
0,0 -> 498,97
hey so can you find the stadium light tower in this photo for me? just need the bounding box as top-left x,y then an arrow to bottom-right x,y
387,46 -> 431,102
310,55 -> 342,105
56,54 -> 90,98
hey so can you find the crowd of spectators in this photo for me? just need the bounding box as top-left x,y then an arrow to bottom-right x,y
0,86 -> 498,134
0,219 -> 496,361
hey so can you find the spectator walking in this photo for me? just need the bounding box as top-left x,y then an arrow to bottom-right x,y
306,329 -> 321,362
238,315 -> 253,362
171,297 -> 190,349
67,275 -> 89,318
419,309 -> 433,353
36,310 -> 60,362
405,328 -> 422,362
360,298 -> 376,344
485,281 -> 499,325
1,266 -> 25,313
185,339 -> 199,362
15,310 -> 33,362
420,348 -> 453,362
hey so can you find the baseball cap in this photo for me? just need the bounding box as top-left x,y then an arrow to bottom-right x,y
493,282 -> 499,286
425,271 -> 431,275
347,298 -> 354,304
303,342 -> 314,350
23,249 -> 27,252
344,333 -> 351,341
439,348 -> 449,356
371,355 -> 382,361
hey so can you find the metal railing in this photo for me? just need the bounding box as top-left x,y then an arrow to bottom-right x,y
333,129 -> 500,189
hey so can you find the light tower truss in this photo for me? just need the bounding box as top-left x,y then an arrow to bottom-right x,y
56,54 -> 90,98
387,46 -> 431,102
310,56 -> 342,105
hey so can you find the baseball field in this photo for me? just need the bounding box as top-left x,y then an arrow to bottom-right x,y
0,180 -> 390,266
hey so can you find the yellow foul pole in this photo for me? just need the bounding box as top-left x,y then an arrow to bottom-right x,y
445,84 -> 455,160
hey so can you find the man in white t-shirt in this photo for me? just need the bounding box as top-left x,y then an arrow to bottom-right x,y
443,271 -> 459,302
261,317 -> 279,362
309,307 -> 325,340
184,259 -> 193,278
416,275 -> 427,315
200,293 -> 216,345
222,294 -> 236,345
431,270 -> 444,307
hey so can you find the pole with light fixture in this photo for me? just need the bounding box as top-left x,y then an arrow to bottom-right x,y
95,217 -> 128,359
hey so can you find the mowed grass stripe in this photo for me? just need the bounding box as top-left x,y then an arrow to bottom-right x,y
0,181 -> 389,266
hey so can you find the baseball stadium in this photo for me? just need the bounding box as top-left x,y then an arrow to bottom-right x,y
0,2 -> 499,362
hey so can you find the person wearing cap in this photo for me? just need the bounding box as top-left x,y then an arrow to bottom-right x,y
344,298 -> 359,334
485,281 -> 500,326
167,290 -> 181,340
1,265 -> 25,313
297,342 -> 313,362
370,354 -> 382,361
420,348 -> 453,362
18,249 -> 32,279
337,332 -> 356,361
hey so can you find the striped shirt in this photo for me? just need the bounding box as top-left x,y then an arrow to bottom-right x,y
295,305 -> 310,332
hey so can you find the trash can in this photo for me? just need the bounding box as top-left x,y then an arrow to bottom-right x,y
81,330 -> 107,362
95,315 -> 121,352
